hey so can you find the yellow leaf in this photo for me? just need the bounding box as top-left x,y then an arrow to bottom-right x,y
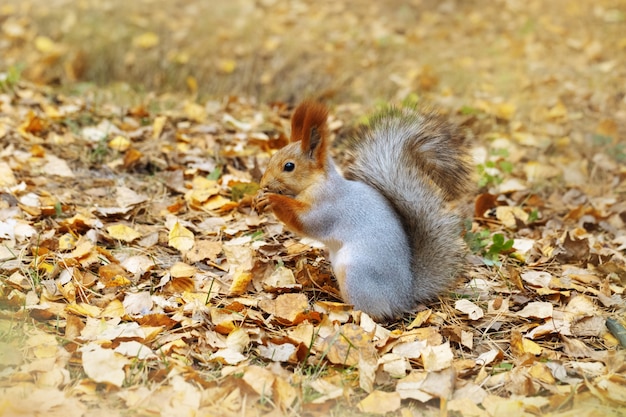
229,271 -> 252,295
357,391 -> 402,415
596,119 -> 617,138
104,275 -> 132,288
495,102 -> 516,120
66,236 -> 95,260
186,181 -> 220,205
218,59 -> 237,74
242,365 -> 275,397
106,224 -> 141,242
168,221 -> 195,252
26,332 -> 59,359
183,102 -> 206,122
108,135 -> 131,152
101,299 -> 125,318
407,309 -> 432,329
0,162 -> 17,187
186,76 -> 198,94
226,327 -> 250,353
547,101 -> 568,119
66,302 -> 103,318
321,323 -> 377,367
170,262 -> 197,278
495,206 -> 529,228
152,116 -> 167,139
58,233 -> 77,251
202,195 -> 233,211
522,338 -> 543,355
529,363 -> 555,384
34,36 -> 63,54
132,31 -> 159,49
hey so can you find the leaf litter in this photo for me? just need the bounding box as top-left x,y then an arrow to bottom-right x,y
1,0 -> 626,416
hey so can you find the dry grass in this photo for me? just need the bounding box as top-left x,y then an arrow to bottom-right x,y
6,0 -> 623,109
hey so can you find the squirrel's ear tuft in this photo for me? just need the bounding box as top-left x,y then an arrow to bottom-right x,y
291,101 -> 329,164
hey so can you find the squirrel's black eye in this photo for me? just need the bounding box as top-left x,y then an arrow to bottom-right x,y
283,162 -> 295,172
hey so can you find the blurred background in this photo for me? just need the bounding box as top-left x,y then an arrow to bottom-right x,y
2,0 -> 624,112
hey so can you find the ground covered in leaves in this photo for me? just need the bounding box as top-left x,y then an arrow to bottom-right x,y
1,0 -> 626,416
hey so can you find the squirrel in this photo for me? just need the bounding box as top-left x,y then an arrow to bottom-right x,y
254,101 -> 472,320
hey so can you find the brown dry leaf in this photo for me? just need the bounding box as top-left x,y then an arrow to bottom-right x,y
455,299 -> 484,320
170,262 -> 197,278
25,330 -> 59,359
229,272 -> 253,295
114,341 -> 157,360
116,186 -> 148,208
448,397 -> 490,417
0,162 -> 17,187
274,375 -> 298,411
379,353 -> 409,378
42,155 -> 75,177
122,255 -> 156,276
495,206 -> 529,228
99,263 -> 131,287
209,327 -> 250,365
242,365 -> 275,398
359,352 -> 378,393
420,367 -> 457,400
521,270 -> 553,288
258,341 -> 298,363
406,309 -> 432,329
64,236 -> 95,260
263,266 -> 301,291
184,240 -> 222,263
80,343 -> 129,387
422,342 -> 454,372
0,385 -> 86,417
65,302 -> 102,318
516,301 -> 553,319
186,177 -> 220,206
123,291 -> 153,316
2,8 -> 626,413
396,371 -> 433,402
357,390 -> 401,415
259,293 -> 309,324
323,323 -> 377,366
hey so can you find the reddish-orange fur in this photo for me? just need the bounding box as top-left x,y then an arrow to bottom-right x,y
266,193 -> 309,234
256,101 -> 330,233
291,101 -> 329,168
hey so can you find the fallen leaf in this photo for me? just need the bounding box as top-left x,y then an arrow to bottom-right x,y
80,343 -> 129,387
421,341 -> 454,372
133,31 -> 159,49
357,390 -> 401,415
168,221 -> 195,252
516,301 -> 553,319
455,299 -> 484,320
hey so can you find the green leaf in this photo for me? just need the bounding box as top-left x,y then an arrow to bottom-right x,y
231,181 -> 259,202
207,167 -> 222,181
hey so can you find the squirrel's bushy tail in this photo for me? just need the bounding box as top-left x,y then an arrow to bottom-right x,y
345,107 -> 472,302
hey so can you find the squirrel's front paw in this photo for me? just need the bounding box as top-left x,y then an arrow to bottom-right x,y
253,190 -> 273,213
